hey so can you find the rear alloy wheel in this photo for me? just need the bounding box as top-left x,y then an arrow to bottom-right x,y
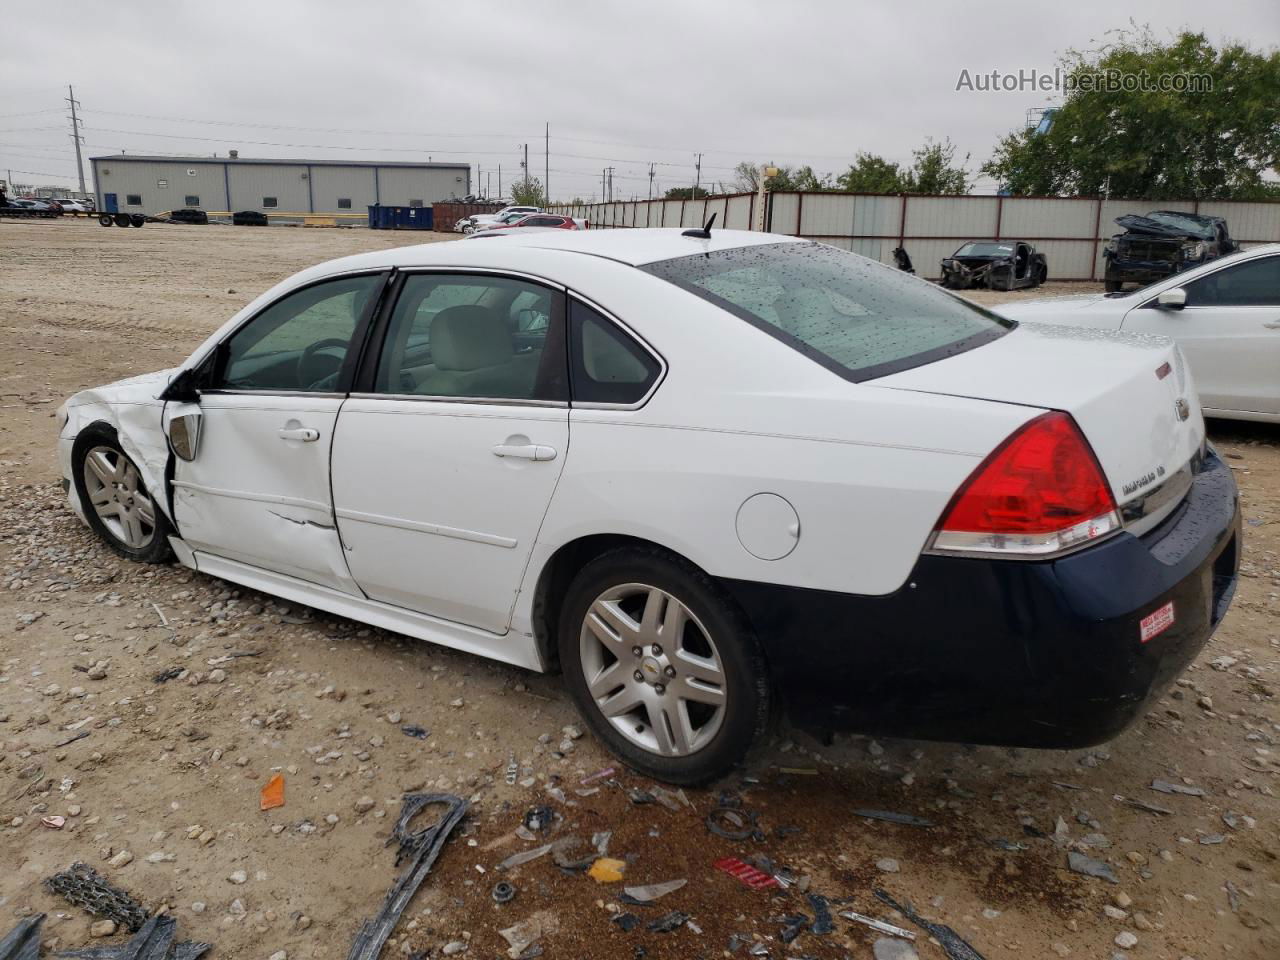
72,430 -> 173,563
559,549 -> 768,784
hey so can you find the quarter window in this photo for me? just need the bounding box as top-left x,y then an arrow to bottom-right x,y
262,197 -> 278,208
337,197 -> 352,209
216,274 -> 383,392
373,274 -> 566,401
1183,256 -> 1280,307
125,194 -> 142,205
184,195 -> 200,206
568,301 -> 660,405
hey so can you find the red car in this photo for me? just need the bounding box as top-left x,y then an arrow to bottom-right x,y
477,213 -> 582,232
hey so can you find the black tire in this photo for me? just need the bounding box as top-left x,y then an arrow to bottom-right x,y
98,213 -> 114,227
1104,279 -> 1122,293
71,425 -> 174,564
113,214 -> 131,228
557,546 -> 769,785
130,215 -> 145,228
1034,264 -> 1048,286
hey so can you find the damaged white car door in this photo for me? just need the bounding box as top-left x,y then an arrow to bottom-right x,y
330,272 -> 570,634
171,273 -> 385,593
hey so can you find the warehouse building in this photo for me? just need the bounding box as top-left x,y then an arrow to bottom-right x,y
89,154 -> 471,219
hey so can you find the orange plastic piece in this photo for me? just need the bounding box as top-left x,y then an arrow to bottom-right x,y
260,773 -> 285,811
587,857 -> 626,883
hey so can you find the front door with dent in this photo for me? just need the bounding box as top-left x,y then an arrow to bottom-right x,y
173,272 -> 384,593
331,272 -> 569,634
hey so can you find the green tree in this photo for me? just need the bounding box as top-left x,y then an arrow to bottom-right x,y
510,177 -> 546,206
981,28 -> 1280,199
836,152 -> 907,193
734,162 -> 833,192
664,186 -> 711,199
904,138 -> 971,194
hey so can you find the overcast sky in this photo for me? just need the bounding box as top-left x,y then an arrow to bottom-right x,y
3,0 -> 1276,200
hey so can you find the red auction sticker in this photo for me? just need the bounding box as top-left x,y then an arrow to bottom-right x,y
1140,601 -> 1175,643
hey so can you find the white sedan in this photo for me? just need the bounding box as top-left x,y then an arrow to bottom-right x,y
58,229 -> 1240,783
999,243 -> 1280,423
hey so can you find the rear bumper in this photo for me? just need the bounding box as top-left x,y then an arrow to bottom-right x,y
722,450 -> 1240,748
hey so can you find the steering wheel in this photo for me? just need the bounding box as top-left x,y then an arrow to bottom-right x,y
297,338 -> 349,388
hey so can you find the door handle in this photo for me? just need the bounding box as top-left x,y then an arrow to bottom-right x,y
492,442 -> 557,461
278,427 -> 320,442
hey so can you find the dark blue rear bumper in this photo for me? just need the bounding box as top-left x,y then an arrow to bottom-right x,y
721,450 -> 1240,748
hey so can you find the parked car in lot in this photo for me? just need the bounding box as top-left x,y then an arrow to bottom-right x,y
57,229 -> 1240,783
455,205 -> 541,234
1104,210 -> 1235,292
56,198 -> 93,213
474,213 -> 583,232
940,240 -> 1047,290
999,243 -> 1280,423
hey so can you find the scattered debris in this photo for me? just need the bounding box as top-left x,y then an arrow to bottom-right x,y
551,836 -> 595,872
839,911 -> 916,939
151,603 -> 169,626
646,911 -> 690,933
400,724 -> 429,740
41,816 -> 66,829
587,858 -> 627,883
0,914 -> 43,960
1150,779 -> 1206,797
492,881 -> 516,904
989,839 -> 1028,853
1199,834 -> 1227,845
623,879 -> 687,902
714,857 -> 778,890
611,913 -> 640,933
807,893 -> 834,934
1067,851 -> 1118,884
346,793 -> 468,960
260,773 -> 286,811
706,806 -> 764,841
58,914 -> 211,960
851,809 -> 934,828
777,766 -> 818,775
498,912 -> 557,960
45,862 -> 150,932
873,937 -> 921,960
505,758 -> 518,786
1114,794 -> 1173,815
1225,879 -> 1241,912
1222,811 -> 1256,830
580,767 -> 615,785
152,667 -> 183,684
874,889 -> 986,960
54,731 -> 91,748
498,844 -> 553,871
523,805 -> 555,833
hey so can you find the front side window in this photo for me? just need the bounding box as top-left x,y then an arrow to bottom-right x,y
569,301 -> 660,405
373,274 -> 566,401
216,274 -> 382,392
1183,256 -> 1279,307
644,241 -> 1012,382
262,197 -> 278,208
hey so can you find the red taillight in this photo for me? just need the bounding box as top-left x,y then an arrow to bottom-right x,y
933,412 -> 1119,556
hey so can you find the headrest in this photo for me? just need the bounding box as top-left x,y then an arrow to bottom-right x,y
431,306 -> 513,371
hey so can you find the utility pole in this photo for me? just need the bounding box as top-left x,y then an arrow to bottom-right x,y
607,168 -> 613,203
602,169 -> 607,202
544,122 -> 549,205
648,163 -> 655,200
66,84 -> 86,195
694,153 -> 702,198
498,164 -> 502,199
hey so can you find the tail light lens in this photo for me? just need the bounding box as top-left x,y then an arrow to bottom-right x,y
930,411 -> 1120,557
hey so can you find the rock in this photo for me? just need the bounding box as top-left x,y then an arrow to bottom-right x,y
108,850 -> 134,868
90,920 -> 117,937
208,669 -> 227,684
268,952 -> 286,960
1115,931 -> 1138,949
191,902 -> 206,914
449,698 -> 464,708
354,796 -> 375,814
867,740 -> 885,757
228,869 -> 247,884
295,915 -> 311,930
1133,912 -> 1154,931
873,938 -> 919,960
562,725 -> 583,740
1197,695 -> 1213,710
1068,852 -> 1118,883
1050,944 -> 1070,957
87,665 -> 108,681
1103,905 -> 1128,920
442,942 -> 467,955
386,711 -> 402,724
145,851 -> 175,863
1114,891 -> 1133,908
875,858 -> 900,873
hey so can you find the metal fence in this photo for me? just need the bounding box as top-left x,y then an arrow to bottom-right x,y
549,192 -> 1280,281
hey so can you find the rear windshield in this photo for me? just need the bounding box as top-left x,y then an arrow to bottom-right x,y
642,241 -> 1013,382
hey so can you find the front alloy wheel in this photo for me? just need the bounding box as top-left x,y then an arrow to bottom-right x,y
72,427 -> 174,564
559,548 -> 768,785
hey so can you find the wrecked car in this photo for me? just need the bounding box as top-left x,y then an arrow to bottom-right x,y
1104,210 -> 1235,292
58,228 -> 1238,784
940,240 -> 1047,291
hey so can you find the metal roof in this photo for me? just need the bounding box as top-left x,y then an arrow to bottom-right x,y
88,155 -> 470,170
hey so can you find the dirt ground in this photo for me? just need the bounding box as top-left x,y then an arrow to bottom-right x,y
1,219 -> 1276,960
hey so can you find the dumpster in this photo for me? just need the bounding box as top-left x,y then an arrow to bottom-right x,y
368,205 -> 434,230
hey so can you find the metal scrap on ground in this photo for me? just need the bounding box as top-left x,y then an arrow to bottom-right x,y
0,914 -> 43,960
346,793 -> 468,960
874,889 -> 987,960
851,809 -> 935,827
45,863 -> 150,932
1150,779 -> 1207,796
54,914 -> 211,960
839,910 -> 916,939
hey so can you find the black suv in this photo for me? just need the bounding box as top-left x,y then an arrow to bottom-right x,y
1104,211 -> 1235,292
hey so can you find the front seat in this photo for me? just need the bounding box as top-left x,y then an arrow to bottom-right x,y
420,304 -> 537,398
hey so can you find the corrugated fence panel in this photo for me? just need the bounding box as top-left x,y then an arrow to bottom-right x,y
800,194 -> 857,236
905,197 -> 999,238
852,195 -> 903,238
1199,202 -> 1280,243
662,200 -> 682,227
706,196 -> 728,229
768,193 -> 800,234
1031,240 -> 1096,281
725,194 -> 753,230
1000,198 -> 1096,239
907,239 -> 967,279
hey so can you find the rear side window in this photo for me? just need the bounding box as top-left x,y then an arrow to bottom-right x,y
643,242 -> 1012,382
569,301 -> 660,405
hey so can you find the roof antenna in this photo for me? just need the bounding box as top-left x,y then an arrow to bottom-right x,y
682,211 -> 717,239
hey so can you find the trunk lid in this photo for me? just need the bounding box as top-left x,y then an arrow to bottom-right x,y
871,323 -> 1204,508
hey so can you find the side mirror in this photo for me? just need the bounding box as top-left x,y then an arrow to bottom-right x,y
1156,287 -> 1187,310
166,404 -> 203,461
